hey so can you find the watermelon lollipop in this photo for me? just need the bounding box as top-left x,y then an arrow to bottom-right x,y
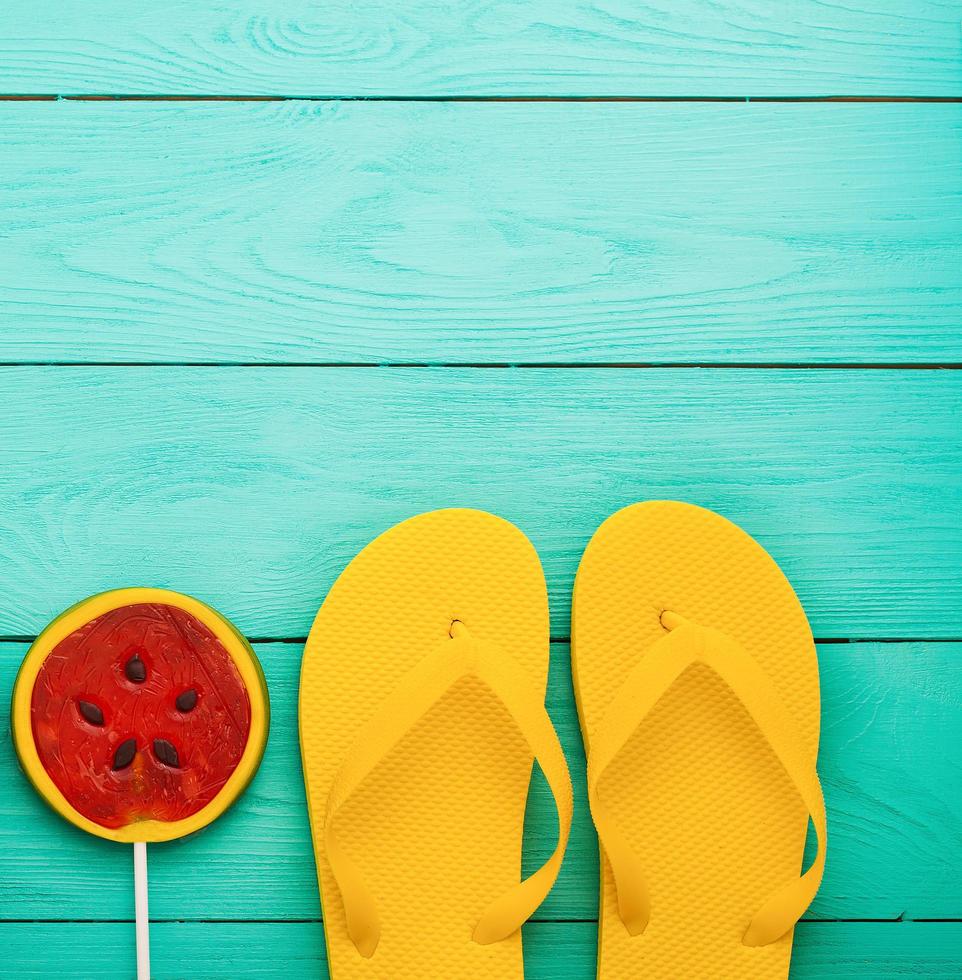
11,588 -> 270,979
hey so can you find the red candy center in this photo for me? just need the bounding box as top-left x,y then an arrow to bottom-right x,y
30,603 -> 252,829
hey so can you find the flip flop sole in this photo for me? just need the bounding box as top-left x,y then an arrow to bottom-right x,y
573,501 -> 820,979
300,508 -> 549,978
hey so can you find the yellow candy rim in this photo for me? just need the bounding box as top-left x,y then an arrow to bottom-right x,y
11,588 -> 269,843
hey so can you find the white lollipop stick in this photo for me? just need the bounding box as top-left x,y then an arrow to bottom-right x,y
133,841 -> 151,980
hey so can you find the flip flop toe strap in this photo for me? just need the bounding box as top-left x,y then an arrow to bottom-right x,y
586,617 -> 827,946
324,622 -> 573,958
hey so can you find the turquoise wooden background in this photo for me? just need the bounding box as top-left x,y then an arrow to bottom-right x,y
1,3 -> 960,977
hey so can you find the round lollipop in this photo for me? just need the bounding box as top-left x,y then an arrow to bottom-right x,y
11,588 -> 270,979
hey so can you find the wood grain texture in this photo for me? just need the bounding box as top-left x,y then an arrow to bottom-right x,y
2,921 -> 961,978
2,102 -> 961,364
1,1 -> 960,96
1,641 -> 959,921
4,921 -> 961,978
0,368 -> 959,638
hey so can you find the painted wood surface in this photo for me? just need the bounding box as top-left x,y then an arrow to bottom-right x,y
2,1 -> 960,97
2,102 -> 961,365
3,921 -> 961,979
8,920 -> 962,979
0,368 -> 958,639
2,10 -> 959,971
2,640 -> 959,922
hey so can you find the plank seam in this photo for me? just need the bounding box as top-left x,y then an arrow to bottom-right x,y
1,95 -> 961,103
0,363 -> 960,370
0,917 -> 952,924
2,637 -> 960,646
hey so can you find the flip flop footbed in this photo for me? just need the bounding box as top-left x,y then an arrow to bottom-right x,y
573,501 -> 820,979
300,509 -> 549,978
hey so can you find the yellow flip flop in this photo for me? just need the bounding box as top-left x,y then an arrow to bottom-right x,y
573,501 -> 826,978
299,508 -> 573,978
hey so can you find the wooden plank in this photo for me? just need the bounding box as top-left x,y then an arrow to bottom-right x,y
1,921 -> 960,978
1,102 -> 960,365
0,367 -> 958,639
1,2 -> 960,96
1,641 -> 959,921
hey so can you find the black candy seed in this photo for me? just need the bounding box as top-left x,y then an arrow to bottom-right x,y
175,688 -> 197,713
153,739 -> 180,768
77,700 -> 104,726
124,653 -> 146,683
112,738 -> 137,771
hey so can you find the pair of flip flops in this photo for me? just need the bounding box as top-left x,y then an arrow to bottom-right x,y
299,502 -> 826,978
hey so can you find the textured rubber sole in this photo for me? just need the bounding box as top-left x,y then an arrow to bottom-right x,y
299,509 -> 549,978
573,501 -> 820,979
